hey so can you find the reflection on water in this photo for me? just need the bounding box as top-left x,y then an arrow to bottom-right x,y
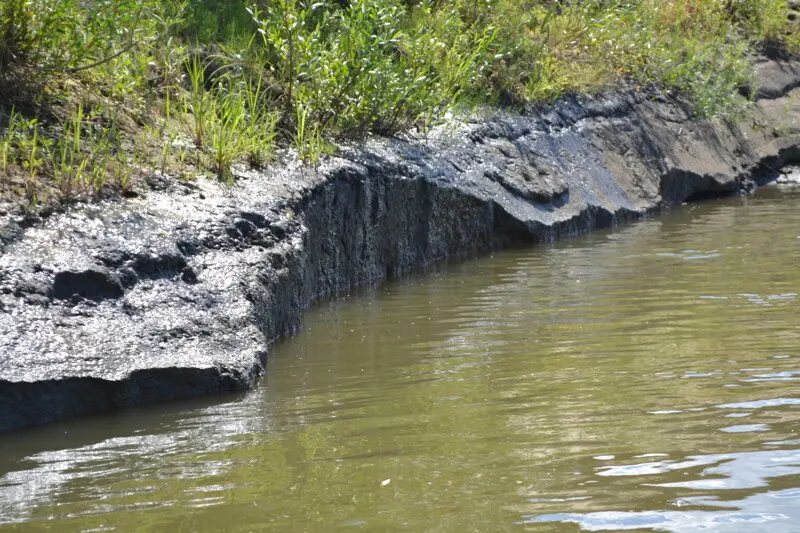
0,187 -> 799,532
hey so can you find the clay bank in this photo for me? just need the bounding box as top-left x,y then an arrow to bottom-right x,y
1,57 -> 799,433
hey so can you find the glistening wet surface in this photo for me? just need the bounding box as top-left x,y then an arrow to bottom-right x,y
1,186 -> 799,532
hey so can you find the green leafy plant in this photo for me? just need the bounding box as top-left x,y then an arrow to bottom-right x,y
0,0 -> 162,79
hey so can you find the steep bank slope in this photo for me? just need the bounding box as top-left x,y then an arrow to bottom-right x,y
1,57 -> 799,433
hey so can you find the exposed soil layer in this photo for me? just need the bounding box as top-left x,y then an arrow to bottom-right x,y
1,57 -> 799,433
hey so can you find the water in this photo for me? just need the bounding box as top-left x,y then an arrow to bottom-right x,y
1,187 -> 799,532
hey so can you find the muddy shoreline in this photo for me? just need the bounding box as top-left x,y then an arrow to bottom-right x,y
1,57 -> 799,433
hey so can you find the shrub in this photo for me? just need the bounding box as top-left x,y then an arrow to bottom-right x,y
248,0 -> 493,136
1,0 -> 159,78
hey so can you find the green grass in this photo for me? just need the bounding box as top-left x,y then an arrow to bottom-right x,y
0,0 -> 798,205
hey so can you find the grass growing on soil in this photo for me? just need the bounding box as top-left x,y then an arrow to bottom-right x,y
0,0 -> 798,206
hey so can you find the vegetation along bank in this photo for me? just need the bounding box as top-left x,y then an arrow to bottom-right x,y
0,0 -> 798,204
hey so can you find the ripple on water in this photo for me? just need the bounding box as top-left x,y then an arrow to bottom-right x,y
529,448 -> 800,531
719,424 -> 770,433
716,398 -> 800,410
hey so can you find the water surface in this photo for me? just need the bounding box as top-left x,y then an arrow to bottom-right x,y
1,187 -> 799,532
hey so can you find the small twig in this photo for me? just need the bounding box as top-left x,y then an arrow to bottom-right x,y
37,4 -> 146,75
60,41 -> 138,74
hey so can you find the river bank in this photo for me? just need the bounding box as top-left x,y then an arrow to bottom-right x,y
0,56 -> 799,433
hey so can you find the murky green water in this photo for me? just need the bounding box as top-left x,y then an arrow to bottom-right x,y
2,187 -> 800,532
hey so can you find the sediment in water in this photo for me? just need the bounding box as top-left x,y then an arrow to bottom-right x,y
1,57 -> 799,433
